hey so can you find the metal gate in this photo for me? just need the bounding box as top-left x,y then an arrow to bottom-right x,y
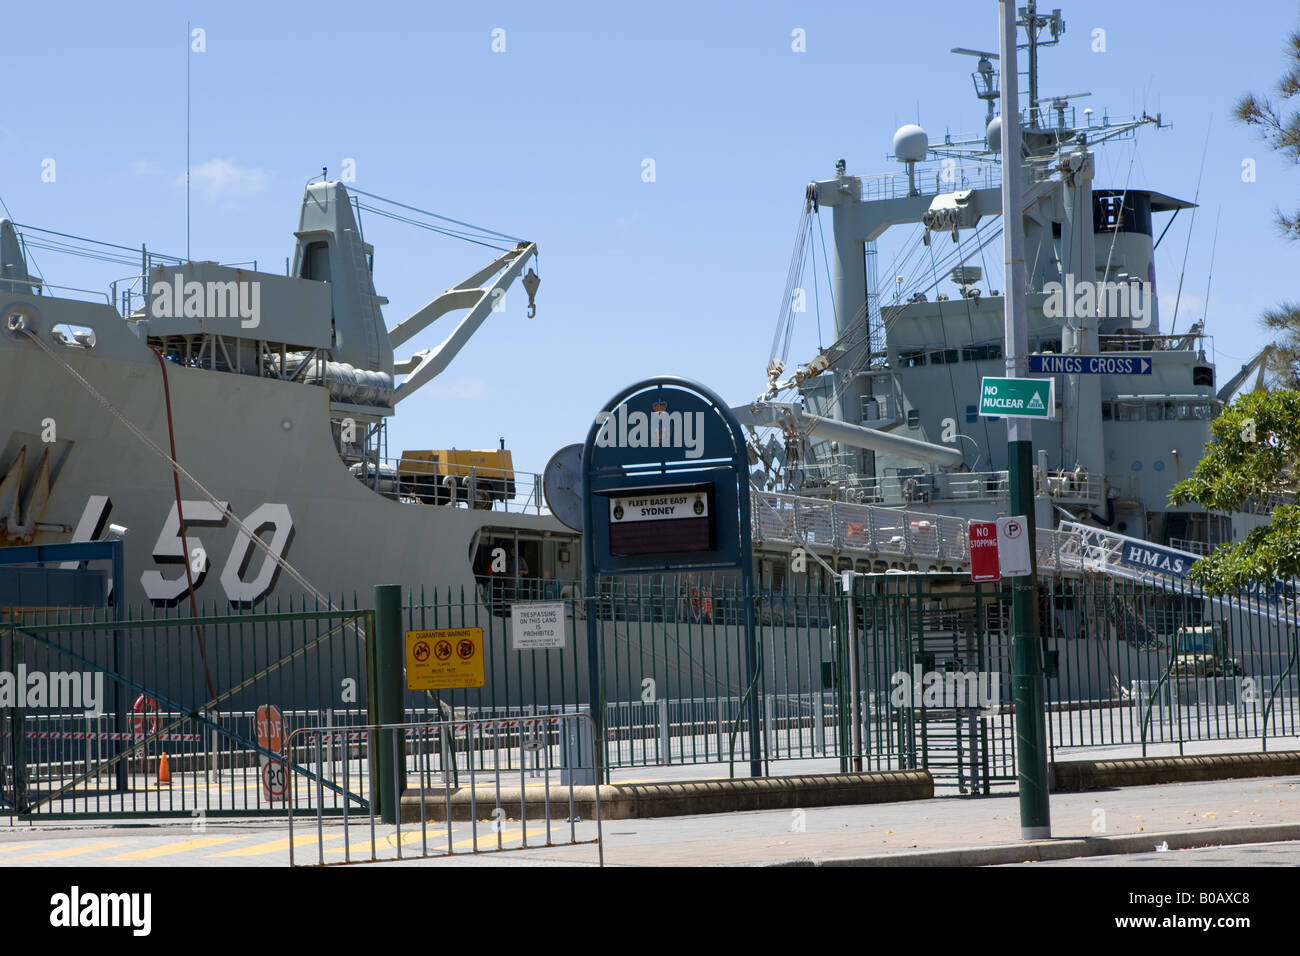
1,599 -> 372,819
848,574 -> 1018,793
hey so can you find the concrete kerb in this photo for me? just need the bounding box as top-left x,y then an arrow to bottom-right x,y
398,770 -> 933,822
1050,751 -> 1300,791
771,822 -> 1300,867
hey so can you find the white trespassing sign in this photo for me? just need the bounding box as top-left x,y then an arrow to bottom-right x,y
610,493 -> 707,523
511,601 -> 566,650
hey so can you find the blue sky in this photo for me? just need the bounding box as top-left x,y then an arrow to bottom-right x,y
2,0 -> 1298,481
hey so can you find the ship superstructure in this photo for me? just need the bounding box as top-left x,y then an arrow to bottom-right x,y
744,2 -> 1275,562
0,180 -> 576,608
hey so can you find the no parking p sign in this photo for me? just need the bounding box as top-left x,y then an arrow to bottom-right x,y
968,515 -> 1033,581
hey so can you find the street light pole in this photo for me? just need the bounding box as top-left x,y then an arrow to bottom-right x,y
999,0 -> 1052,840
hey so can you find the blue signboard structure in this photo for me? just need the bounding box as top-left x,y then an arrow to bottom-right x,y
581,377 -> 761,777
1028,354 -> 1152,375
1117,540 -> 1194,579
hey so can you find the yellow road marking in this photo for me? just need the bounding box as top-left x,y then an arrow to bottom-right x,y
0,840 -> 130,863
108,836 -> 243,860
452,826 -> 553,849
0,844 -> 39,855
325,825 -> 554,857
209,833 -> 342,857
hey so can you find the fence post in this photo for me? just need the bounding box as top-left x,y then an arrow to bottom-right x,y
657,698 -> 670,764
373,584 -> 406,824
7,623 -> 27,812
814,690 -> 824,755
764,694 -> 775,762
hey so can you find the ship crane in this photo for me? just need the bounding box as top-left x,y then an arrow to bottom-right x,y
388,241 -> 540,402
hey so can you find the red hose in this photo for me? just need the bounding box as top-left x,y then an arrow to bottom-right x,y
151,346 -> 217,701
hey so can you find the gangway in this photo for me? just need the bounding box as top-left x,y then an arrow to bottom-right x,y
1056,521 -> 1297,624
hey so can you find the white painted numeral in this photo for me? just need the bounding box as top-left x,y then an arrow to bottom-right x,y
220,503 -> 294,604
141,501 -> 228,602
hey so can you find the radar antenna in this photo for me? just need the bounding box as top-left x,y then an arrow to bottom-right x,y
951,48 -> 1001,123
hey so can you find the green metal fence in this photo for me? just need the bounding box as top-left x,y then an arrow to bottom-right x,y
4,568 -> 1295,818
1042,573 -> 1300,758
2,596 -> 371,819
398,571 -> 1298,791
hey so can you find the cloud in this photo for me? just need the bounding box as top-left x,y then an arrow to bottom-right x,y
181,157 -> 271,199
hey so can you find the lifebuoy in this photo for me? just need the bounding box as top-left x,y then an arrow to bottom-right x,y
131,694 -> 160,739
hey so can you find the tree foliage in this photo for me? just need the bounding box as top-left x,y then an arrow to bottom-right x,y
1234,29 -> 1300,238
1259,304 -> 1300,391
1168,390 -> 1300,592
1236,30 -> 1300,388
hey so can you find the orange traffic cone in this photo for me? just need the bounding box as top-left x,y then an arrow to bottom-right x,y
157,752 -> 171,785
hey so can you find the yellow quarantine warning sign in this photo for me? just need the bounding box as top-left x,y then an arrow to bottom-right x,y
405,627 -> 484,690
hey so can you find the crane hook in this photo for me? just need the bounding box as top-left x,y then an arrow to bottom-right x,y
521,267 -> 540,319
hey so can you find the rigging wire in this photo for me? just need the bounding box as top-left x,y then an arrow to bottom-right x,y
781,216 -> 812,363
1200,205 -> 1222,331
810,217 -> 823,352
816,210 -> 837,334
926,241 -> 964,449
1171,117 -> 1213,336
346,186 -> 524,244
353,203 -> 514,252
769,203 -> 814,365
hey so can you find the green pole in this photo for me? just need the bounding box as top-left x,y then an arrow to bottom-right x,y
1009,440 -> 1050,836
373,584 -> 406,825
1000,0 -> 1050,839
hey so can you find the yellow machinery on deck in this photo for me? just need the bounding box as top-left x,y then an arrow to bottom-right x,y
398,449 -> 516,508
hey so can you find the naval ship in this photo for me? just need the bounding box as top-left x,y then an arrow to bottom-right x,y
0,3 -> 1285,715
734,2 -> 1276,593
0,180 -> 571,609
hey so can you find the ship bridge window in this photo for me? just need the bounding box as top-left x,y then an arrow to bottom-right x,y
1112,399 -> 1218,422
961,344 -> 1002,362
898,349 -> 926,367
930,348 -> 959,365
